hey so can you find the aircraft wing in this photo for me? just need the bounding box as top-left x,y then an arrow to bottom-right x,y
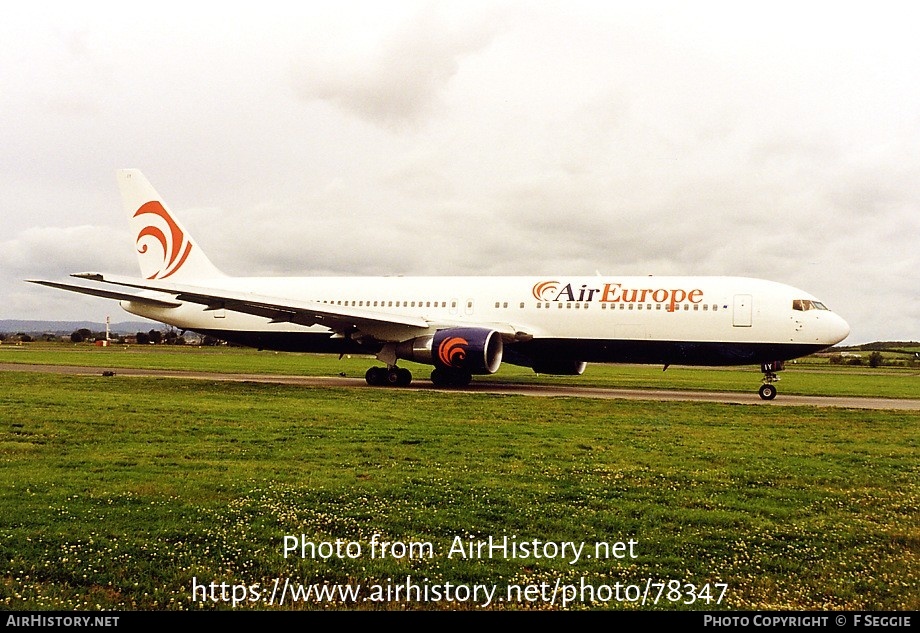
68,273 -> 526,342
27,279 -> 182,309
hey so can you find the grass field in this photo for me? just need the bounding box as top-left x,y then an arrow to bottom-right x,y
0,346 -> 917,610
2,342 -> 919,398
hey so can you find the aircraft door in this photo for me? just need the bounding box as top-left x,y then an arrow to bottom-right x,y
733,294 -> 752,327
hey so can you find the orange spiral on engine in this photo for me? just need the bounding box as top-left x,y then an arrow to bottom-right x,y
437,337 -> 468,368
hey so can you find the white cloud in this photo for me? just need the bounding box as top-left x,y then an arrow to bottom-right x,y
1,2 -> 918,344
291,3 -> 503,128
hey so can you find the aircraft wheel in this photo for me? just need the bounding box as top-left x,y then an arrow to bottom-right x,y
430,367 -> 472,388
397,367 -> 412,387
453,370 -> 473,387
758,384 -> 777,400
365,366 -> 384,386
385,368 -> 401,386
430,367 -> 449,387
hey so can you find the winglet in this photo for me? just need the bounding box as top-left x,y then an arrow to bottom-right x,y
117,169 -> 224,281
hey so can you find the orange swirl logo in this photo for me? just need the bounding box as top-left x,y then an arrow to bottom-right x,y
437,337 -> 468,368
532,280 -> 559,301
134,201 -> 192,279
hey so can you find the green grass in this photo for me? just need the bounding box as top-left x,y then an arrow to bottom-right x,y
1,364 -> 917,611
2,342 -> 919,398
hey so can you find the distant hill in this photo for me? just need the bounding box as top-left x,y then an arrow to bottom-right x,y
834,341 -> 920,354
0,320 -> 160,335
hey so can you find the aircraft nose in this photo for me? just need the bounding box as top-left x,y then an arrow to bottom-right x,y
827,313 -> 850,345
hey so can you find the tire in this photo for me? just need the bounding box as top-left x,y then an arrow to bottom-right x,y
759,384 -> 777,400
365,366 -> 384,386
430,367 -> 449,387
453,370 -> 472,387
430,367 -> 472,388
386,368 -> 402,386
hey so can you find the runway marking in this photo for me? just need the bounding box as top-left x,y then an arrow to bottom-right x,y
2,362 -> 918,410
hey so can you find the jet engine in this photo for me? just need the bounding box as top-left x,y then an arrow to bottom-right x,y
395,327 -> 503,374
432,328 -> 503,374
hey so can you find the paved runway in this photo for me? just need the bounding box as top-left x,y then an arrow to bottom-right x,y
3,362 -> 918,410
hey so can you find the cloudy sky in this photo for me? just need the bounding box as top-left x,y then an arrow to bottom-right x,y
2,1 -> 917,344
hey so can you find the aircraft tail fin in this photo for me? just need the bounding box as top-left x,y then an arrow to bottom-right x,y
117,169 -> 224,280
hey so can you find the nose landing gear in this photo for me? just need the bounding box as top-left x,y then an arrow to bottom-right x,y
758,382 -> 777,400
759,361 -> 783,400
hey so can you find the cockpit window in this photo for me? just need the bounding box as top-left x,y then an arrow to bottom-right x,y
793,299 -> 829,311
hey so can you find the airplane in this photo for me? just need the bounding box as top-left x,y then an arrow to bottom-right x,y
30,169 -> 850,400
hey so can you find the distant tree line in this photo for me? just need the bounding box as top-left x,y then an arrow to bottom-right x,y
828,351 -> 918,368
59,327 -> 222,346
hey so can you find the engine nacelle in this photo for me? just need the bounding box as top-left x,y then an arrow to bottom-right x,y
432,327 -> 503,374
531,359 -> 588,375
393,328 -> 503,374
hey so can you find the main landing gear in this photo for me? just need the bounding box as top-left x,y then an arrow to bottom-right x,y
758,361 -> 784,400
364,365 -> 474,388
429,367 -> 472,388
365,365 -> 412,387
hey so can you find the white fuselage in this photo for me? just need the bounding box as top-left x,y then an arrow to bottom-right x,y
122,274 -> 850,367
